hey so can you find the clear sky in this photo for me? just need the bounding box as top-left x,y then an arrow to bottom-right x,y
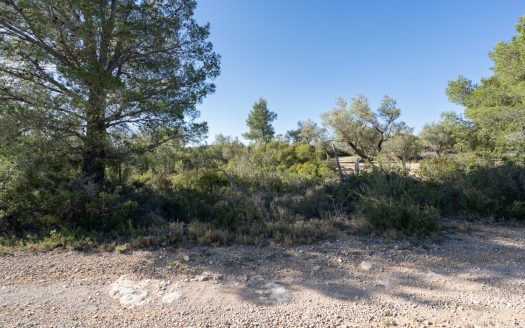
194,0 -> 524,142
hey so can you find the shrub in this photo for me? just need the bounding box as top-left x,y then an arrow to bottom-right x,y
355,171 -> 440,236
266,217 -> 352,245
357,194 -> 439,236
419,156 -> 463,183
420,156 -> 525,220
461,164 -> 525,220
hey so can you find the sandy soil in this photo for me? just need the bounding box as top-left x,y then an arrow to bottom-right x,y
1,221 -> 524,327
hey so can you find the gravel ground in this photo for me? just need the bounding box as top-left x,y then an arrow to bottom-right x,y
1,221 -> 524,327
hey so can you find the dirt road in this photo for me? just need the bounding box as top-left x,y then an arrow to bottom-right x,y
1,221 -> 524,327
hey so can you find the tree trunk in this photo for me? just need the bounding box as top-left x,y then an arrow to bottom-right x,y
342,134 -> 373,163
82,89 -> 107,193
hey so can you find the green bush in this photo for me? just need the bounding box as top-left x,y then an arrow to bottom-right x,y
355,172 -> 440,236
461,164 -> 525,220
0,153 -> 140,236
357,195 -> 439,236
357,171 -> 463,214
419,156 -> 463,183
420,156 -> 525,220
4,133 -> 524,249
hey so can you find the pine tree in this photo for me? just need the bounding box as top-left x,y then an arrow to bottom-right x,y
0,0 -> 220,192
243,98 -> 277,144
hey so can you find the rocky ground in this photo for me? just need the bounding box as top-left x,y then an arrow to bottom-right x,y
1,221 -> 524,327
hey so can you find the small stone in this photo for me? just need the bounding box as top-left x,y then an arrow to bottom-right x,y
266,283 -> 289,302
196,272 -> 211,281
359,261 -> 372,272
161,291 -> 182,304
252,275 -> 264,282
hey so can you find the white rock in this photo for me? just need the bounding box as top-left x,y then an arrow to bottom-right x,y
359,261 -> 373,272
266,283 -> 289,302
196,272 -> 211,281
375,278 -> 390,288
161,291 -> 182,304
426,270 -> 443,278
109,275 -> 173,307
109,276 -> 151,307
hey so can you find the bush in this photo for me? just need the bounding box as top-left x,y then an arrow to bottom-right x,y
0,155 -> 140,237
5,134 -> 523,249
355,172 -> 440,236
420,156 -> 525,220
461,164 -> 525,220
419,156 -> 463,183
357,195 -> 439,236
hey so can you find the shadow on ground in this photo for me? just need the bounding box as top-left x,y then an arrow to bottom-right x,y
128,220 -> 525,308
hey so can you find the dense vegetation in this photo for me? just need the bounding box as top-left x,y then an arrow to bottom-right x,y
0,1 -> 524,249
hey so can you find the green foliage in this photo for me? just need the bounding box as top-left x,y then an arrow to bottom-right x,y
0,132 -> 140,236
461,164 -> 525,220
421,111 -> 481,154
286,119 -> 328,145
419,156 -> 463,183
420,156 -> 525,220
243,98 -> 278,144
355,172 -> 439,236
0,156 -> 138,234
446,75 -> 476,105
223,141 -> 335,190
322,94 -> 409,162
419,122 -> 456,155
445,15 -> 525,155
358,196 -> 439,237
3,132 -> 524,248
382,132 -> 421,175
4,6 -> 525,251
0,0 -> 220,191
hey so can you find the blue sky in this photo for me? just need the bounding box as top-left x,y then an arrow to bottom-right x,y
194,0 -> 524,142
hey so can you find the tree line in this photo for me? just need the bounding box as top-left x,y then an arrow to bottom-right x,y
0,1 -> 524,246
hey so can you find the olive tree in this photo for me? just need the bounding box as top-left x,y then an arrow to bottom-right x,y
383,131 -> 421,175
419,122 -> 456,155
322,94 -> 408,162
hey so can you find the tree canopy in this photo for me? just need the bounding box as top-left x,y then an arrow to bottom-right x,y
446,15 -> 525,156
243,98 -> 277,144
322,94 -> 408,162
286,119 -> 328,145
383,131 -> 420,175
419,121 -> 456,155
0,0 -> 220,191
